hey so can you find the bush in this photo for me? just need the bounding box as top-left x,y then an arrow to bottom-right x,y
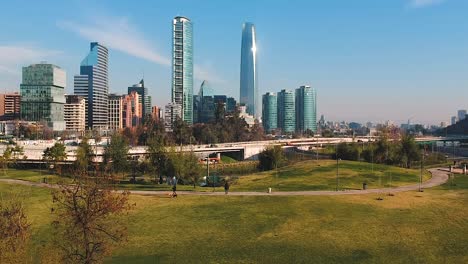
258,145 -> 284,171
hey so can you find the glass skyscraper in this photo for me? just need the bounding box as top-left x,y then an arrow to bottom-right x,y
277,89 -> 295,134
74,42 -> 109,130
20,63 -> 66,131
198,80 -> 215,123
295,85 -> 317,133
240,22 -> 259,118
172,16 -> 193,125
128,79 -> 151,120
262,92 -> 277,134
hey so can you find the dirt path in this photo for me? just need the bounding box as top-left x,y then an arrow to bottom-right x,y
0,168 -> 450,196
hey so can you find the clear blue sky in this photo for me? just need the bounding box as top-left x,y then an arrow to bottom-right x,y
1,0 -> 467,125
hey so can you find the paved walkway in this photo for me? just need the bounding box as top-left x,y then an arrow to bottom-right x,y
0,168 -> 450,196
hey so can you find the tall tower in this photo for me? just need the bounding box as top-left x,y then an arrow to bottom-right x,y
128,79 -> 151,119
277,89 -> 295,134
295,85 -> 317,134
240,22 -> 258,118
172,16 -> 193,125
262,92 -> 277,134
74,42 -> 109,130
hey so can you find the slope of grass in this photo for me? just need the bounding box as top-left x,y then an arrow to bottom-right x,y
0,160 -> 432,193
232,160 -> 431,192
1,174 -> 467,263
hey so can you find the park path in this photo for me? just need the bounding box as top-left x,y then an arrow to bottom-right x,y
0,168 -> 450,196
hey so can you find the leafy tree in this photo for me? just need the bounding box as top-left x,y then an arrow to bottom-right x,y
51,176 -> 132,264
258,145 -> 285,171
183,152 -> 203,188
75,138 -> 94,176
172,117 -> 192,145
147,134 -> 168,183
333,142 -> 360,161
399,134 -> 421,168
43,142 -> 67,175
0,195 -> 30,263
91,128 -> 102,145
122,127 -> 138,146
249,123 -> 265,141
321,129 -> 334,138
3,145 -> 25,169
192,124 -> 218,144
103,134 -> 129,178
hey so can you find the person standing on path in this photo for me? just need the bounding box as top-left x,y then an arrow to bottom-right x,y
224,181 -> 230,195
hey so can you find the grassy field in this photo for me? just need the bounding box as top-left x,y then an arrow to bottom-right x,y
0,160 -> 432,193
0,172 -> 467,263
232,160 -> 431,192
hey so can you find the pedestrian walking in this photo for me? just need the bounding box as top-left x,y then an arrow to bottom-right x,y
172,184 -> 177,198
224,181 -> 230,195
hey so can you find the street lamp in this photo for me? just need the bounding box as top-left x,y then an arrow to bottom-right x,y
419,149 -> 424,192
336,156 -> 341,192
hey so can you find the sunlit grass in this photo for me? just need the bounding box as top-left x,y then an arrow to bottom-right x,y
233,160 -> 431,192
0,174 -> 467,263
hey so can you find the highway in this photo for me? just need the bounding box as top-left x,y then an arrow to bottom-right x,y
0,136 -> 464,162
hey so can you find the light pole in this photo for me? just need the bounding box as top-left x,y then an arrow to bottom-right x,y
213,154 -> 217,192
419,149 -> 424,192
336,145 -> 341,192
206,155 -> 210,189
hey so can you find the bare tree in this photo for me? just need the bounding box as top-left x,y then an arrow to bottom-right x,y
51,175 -> 132,264
0,195 -> 30,263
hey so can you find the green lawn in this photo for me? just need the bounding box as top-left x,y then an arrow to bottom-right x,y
0,174 -> 467,263
232,160 -> 431,192
0,168 -> 62,183
0,160 -> 432,193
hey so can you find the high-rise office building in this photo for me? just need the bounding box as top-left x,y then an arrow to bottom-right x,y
451,116 -> 458,125
295,85 -> 317,133
64,95 -> 86,133
151,106 -> 161,121
457,110 -> 467,122
262,92 -> 277,133
164,102 -> 182,132
277,89 -> 295,134
197,80 -> 215,123
122,91 -> 141,128
226,97 -> 237,113
108,94 -> 123,131
240,22 -> 259,118
128,79 -> 151,119
74,42 -> 109,130
20,63 -> 65,131
172,16 -> 193,125
0,92 -> 21,120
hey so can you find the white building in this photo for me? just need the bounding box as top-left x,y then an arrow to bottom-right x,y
64,95 -> 85,134
108,94 -> 123,131
164,102 -> 182,132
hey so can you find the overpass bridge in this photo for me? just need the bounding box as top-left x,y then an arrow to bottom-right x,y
1,136 -> 466,163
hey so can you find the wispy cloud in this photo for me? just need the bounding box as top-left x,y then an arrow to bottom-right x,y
58,16 -> 224,83
0,45 -> 62,75
408,0 -> 445,8
58,17 -> 170,66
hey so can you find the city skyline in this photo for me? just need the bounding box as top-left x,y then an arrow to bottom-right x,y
1,0 -> 468,124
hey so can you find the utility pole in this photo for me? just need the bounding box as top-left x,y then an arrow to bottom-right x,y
336,143 -> 339,191
206,155 -> 210,188
419,149 -> 424,192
